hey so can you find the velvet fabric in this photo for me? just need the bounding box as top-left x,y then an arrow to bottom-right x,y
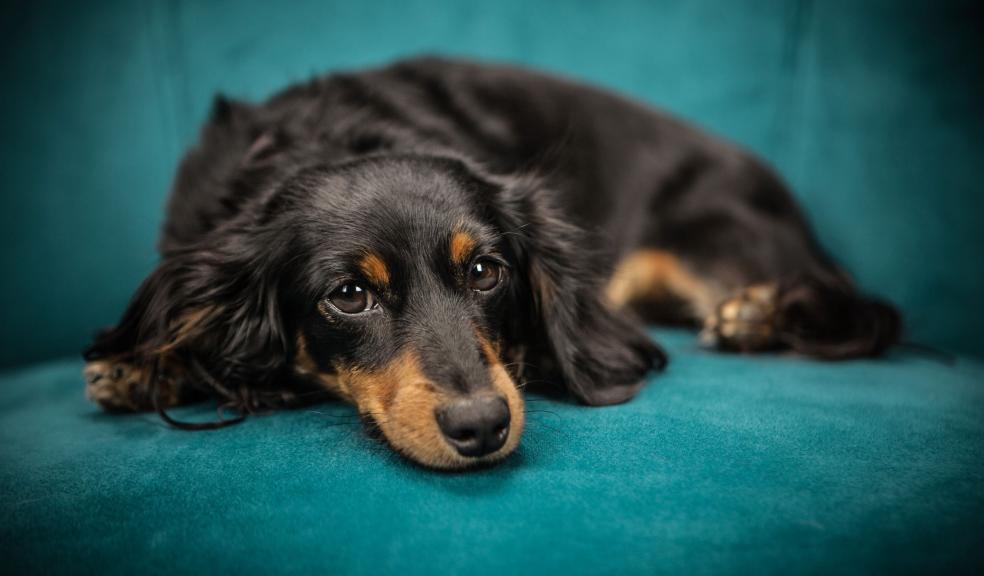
2,330 -> 982,573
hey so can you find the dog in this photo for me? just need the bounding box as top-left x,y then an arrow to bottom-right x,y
83,56 -> 900,469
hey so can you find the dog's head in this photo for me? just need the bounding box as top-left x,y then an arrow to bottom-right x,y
88,155 -> 664,469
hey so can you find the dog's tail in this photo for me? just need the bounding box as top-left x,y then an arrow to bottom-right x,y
775,277 -> 902,359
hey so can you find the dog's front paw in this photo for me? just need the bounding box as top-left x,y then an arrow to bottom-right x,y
84,359 -> 182,412
700,284 -> 779,352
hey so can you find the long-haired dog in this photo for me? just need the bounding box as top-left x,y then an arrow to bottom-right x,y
84,57 -> 900,469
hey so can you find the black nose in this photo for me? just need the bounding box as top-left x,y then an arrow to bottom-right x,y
436,395 -> 510,457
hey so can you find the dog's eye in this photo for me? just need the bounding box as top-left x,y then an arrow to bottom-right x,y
327,283 -> 376,314
468,259 -> 501,291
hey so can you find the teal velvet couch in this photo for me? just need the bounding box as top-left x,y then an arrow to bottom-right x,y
2,1 -> 982,573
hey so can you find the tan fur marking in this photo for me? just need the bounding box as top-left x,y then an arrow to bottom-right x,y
719,299 -> 741,321
84,356 -> 186,412
358,252 -> 390,286
340,350 -> 453,466
332,342 -> 524,469
477,332 -> 524,461
86,309 -> 214,410
295,324 -> 524,469
294,334 -> 318,374
700,283 -> 780,352
606,249 -> 717,319
450,231 -> 476,266
154,307 -> 214,354
294,334 -> 347,400
477,334 -> 503,360
528,264 -> 555,310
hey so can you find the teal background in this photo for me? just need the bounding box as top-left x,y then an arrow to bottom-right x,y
1,1 -> 983,574
1,0 -> 983,367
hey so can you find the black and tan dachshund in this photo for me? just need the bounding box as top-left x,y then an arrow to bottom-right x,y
84,57 -> 900,469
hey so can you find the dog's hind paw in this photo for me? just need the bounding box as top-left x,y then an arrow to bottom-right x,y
700,284 -> 780,352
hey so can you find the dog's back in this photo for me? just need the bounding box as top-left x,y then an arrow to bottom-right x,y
162,57 -> 738,255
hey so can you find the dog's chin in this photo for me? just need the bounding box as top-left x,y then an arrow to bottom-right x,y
382,427 -> 523,471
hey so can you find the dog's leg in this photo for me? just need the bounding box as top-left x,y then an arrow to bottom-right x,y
606,249 -> 720,324
613,152 -> 900,358
606,250 -> 778,352
84,357 -> 193,412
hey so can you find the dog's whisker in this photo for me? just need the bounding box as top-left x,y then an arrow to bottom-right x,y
313,414 -> 362,423
516,378 -> 553,390
321,420 -> 363,429
524,409 -> 561,417
523,421 -> 565,435
501,361 -> 539,373
290,389 -> 337,398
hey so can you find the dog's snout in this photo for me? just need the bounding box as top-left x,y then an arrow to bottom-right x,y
436,395 -> 510,457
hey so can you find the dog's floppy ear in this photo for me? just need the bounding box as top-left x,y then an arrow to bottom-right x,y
491,179 -> 667,405
84,221 -> 292,406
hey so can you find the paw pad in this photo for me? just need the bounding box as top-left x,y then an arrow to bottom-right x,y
700,284 -> 779,352
83,361 -> 151,412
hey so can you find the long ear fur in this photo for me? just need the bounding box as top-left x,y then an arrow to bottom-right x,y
492,178 -> 667,406
84,223 -> 292,409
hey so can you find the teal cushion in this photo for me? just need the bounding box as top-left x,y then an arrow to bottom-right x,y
2,329 -> 981,574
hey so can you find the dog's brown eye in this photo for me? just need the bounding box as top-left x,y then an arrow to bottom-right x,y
468,260 -> 501,291
327,283 -> 375,314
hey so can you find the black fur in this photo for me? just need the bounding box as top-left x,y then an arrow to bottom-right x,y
86,56 -> 900,416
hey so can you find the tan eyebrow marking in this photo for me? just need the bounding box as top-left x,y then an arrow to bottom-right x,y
359,252 -> 390,286
450,231 -> 476,266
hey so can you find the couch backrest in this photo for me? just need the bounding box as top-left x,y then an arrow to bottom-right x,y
2,0 -> 982,368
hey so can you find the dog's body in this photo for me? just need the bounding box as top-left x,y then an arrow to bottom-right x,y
84,57 -> 900,468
